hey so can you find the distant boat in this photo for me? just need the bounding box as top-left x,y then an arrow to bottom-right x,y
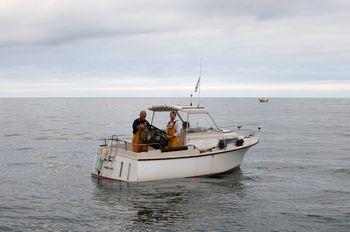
259,98 -> 269,103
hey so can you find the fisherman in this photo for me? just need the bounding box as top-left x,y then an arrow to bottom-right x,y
166,111 -> 180,147
132,110 -> 149,152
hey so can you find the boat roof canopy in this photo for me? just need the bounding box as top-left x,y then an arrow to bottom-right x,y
148,105 -> 208,114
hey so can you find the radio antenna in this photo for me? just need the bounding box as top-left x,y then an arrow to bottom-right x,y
198,58 -> 201,107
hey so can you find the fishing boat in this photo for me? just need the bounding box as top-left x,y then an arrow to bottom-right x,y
259,98 -> 269,102
91,104 -> 260,182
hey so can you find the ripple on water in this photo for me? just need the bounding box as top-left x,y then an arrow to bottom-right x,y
42,163 -> 71,169
7,162 -> 40,167
306,214 -> 337,223
15,147 -> 34,151
33,134 -> 94,141
33,136 -> 71,141
322,189 -> 350,195
333,168 -> 350,174
39,129 -> 60,132
3,133 -> 22,137
69,122 -> 82,125
37,155 -> 59,159
2,121 -> 15,124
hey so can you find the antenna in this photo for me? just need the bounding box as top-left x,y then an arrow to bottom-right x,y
193,58 -> 202,107
198,58 -> 202,107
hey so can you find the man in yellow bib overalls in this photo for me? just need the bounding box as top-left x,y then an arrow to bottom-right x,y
132,110 -> 149,152
166,111 -> 180,148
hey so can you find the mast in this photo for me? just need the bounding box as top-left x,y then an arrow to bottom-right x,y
198,58 -> 202,107
193,58 -> 202,107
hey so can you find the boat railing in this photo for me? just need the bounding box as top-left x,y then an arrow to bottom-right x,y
99,135 -> 164,152
221,123 -> 261,137
99,135 -> 202,154
187,127 -> 215,133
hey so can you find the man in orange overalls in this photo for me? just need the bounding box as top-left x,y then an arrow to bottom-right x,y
132,110 -> 149,152
166,111 -> 180,148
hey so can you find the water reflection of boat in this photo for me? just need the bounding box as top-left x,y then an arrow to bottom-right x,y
259,98 -> 269,102
91,170 -> 247,227
92,104 -> 260,182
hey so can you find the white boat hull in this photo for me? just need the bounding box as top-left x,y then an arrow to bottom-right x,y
137,148 -> 248,181
91,136 -> 258,182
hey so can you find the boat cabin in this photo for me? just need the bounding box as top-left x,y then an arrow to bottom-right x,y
147,105 -> 221,145
99,104 -> 241,154
149,104 -> 219,130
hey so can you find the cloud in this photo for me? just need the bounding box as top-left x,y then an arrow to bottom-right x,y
0,1 -> 184,46
190,0 -> 350,19
0,1 -> 350,97
2,0 -> 349,46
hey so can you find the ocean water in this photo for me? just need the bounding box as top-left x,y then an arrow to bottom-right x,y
0,98 -> 349,231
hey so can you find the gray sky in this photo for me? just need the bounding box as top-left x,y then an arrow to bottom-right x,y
1,0 -> 350,97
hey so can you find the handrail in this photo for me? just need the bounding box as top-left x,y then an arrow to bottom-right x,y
220,123 -> 261,137
221,122 -> 261,129
99,135 -> 164,150
99,135 -> 206,153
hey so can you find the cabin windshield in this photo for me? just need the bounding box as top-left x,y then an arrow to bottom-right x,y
150,112 -> 179,131
186,113 -> 218,132
150,111 -> 218,133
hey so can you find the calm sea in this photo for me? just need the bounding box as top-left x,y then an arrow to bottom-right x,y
0,98 -> 349,231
